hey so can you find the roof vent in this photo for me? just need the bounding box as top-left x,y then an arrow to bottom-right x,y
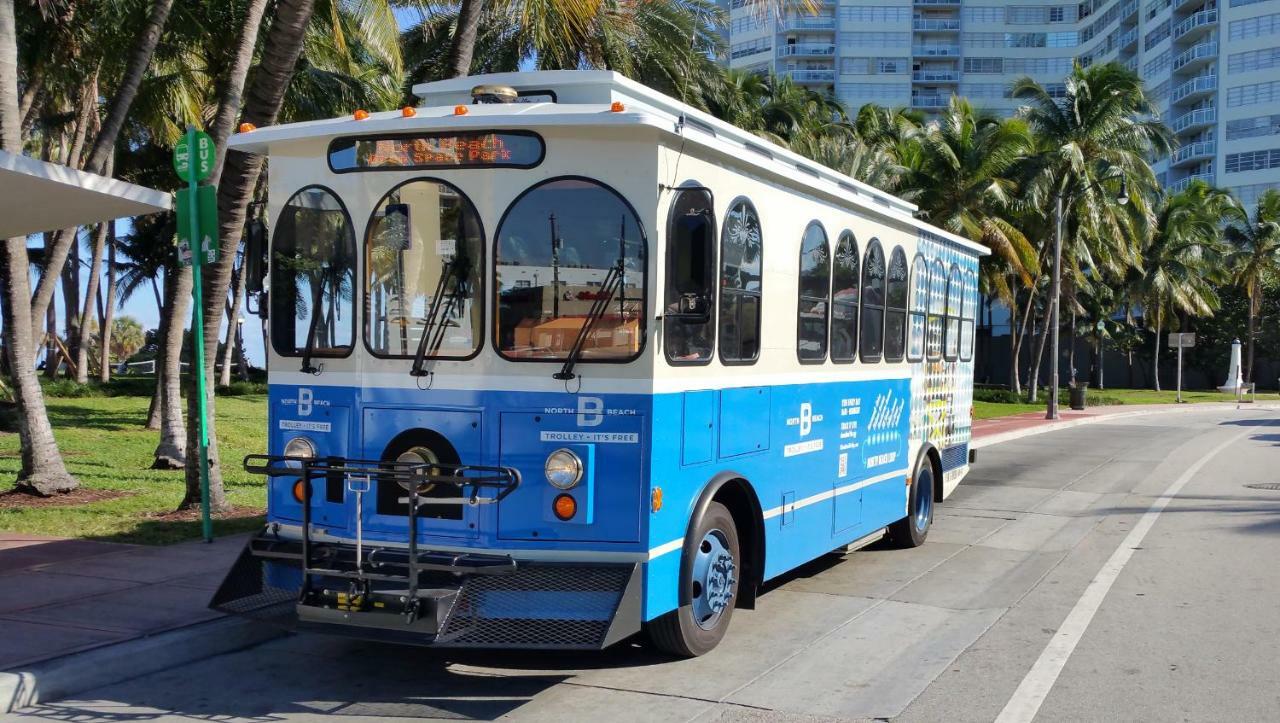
471,84 -> 518,104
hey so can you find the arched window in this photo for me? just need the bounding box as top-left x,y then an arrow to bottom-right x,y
927,258 -> 946,361
859,240 -> 885,362
364,179 -> 484,359
960,269 -> 976,362
494,177 -> 646,361
907,254 -> 928,362
884,246 -> 908,362
797,222 -> 830,362
664,186 -> 716,364
720,198 -> 763,364
944,264 -> 963,361
270,186 -> 356,360
830,232 -> 860,363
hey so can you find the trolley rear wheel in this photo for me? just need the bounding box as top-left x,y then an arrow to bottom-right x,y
888,460 -> 934,548
647,501 -> 740,657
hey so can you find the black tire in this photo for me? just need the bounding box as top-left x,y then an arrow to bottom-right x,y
647,501 -> 741,657
887,457 -> 935,548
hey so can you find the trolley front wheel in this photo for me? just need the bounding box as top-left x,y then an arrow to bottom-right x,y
888,460 -> 934,548
647,501 -> 740,657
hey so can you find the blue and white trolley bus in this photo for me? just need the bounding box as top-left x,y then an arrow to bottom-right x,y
212,71 -> 986,656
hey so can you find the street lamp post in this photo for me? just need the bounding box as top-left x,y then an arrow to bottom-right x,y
1047,179 -> 1126,420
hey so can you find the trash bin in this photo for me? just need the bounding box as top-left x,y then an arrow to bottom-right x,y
1069,384 -> 1087,410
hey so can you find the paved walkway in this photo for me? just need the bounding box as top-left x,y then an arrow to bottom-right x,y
0,532 -> 244,669
2,399 -> 1277,677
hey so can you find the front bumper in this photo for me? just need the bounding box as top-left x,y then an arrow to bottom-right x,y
210,530 -> 643,650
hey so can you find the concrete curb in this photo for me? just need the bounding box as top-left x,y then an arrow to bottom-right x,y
971,401 -> 1280,450
0,616 -> 284,714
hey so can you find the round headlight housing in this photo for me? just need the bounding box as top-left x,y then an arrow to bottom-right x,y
544,449 -> 583,490
283,436 -> 316,460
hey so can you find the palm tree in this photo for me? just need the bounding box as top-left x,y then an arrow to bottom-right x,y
1013,61 -> 1173,401
0,0 -> 78,495
1224,189 -> 1280,384
1129,181 -> 1233,390
110,316 -> 146,362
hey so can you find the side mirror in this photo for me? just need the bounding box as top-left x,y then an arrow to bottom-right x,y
243,219 -> 267,294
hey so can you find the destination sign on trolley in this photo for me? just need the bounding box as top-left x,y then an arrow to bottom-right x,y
328,130 -> 544,172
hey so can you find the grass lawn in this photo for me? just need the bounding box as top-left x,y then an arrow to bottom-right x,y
972,387 -> 1265,421
0,394 -> 268,545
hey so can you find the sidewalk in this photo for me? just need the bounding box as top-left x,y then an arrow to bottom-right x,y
971,399 -> 1280,449
0,532 -> 245,670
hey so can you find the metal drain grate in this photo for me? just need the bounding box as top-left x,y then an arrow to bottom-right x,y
1245,483 -> 1280,491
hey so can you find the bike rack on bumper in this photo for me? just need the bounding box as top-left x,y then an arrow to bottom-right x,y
210,455 -> 643,649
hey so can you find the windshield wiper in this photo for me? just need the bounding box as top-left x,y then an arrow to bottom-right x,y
300,273 -> 326,374
410,256 -> 468,378
554,217 -> 629,381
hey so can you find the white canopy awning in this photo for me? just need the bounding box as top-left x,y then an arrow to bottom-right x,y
0,149 -> 172,238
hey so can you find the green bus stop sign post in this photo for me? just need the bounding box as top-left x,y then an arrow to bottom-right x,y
174,125 -> 216,542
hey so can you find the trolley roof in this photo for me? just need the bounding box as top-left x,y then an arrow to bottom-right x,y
229,70 -> 987,258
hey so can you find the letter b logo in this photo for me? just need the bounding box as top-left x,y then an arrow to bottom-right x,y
298,388 -> 313,416
577,397 -> 604,427
799,402 -> 812,436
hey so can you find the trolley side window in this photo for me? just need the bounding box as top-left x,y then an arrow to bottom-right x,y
907,254 -> 927,362
719,198 -> 763,365
665,187 -> 716,364
926,258 -> 945,361
884,246 -> 908,363
944,264 -> 962,361
797,222 -> 830,363
859,240 -> 885,362
494,177 -> 646,362
960,269 -> 977,362
831,231 -> 859,363
364,179 -> 484,359
270,186 -> 356,359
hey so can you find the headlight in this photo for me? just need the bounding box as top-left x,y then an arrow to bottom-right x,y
544,449 -> 583,490
283,436 -> 316,460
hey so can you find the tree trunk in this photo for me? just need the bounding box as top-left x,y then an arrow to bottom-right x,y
1245,286 -> 1258,384
146,373 -> 162,429
154,266 -> 191,468
0,0 -> 77,494
447,0 -> 485,78
1151,310 -> 1162,392
1008,289 -> 1022,393
98,221 -> 117,383
219,263 -> 246,387
75,222 -> 109,384
1067,308 -> 1077,385
1028,311 -> 1050,404
180,0 -> 301,512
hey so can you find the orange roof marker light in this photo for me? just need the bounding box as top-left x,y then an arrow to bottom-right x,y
610,101 -> 625,113
401,106 -> 417,118
454,105 -> 469,116
353,109 -> 370,121
238,122 -> 256,133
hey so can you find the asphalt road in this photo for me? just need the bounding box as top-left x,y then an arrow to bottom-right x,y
11,407 -> 1280,722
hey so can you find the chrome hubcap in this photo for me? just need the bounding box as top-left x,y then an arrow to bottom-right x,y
691,529 -> 735,630
914,469 -> 933,532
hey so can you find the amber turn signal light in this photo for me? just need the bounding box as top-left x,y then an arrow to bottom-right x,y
353,109 -> 370,121
238,122 -> 256,133
610,101 -> 625,113
292,479 -> 308,503
454,105 -> 469,116
401,106 -> 417,118
651,487 -> 663,513
553,493 -> 577,520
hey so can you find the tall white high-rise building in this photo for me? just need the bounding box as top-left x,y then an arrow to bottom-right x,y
725,0 -> 1280,204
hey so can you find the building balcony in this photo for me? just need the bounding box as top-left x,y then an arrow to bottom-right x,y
912,44 -> 961,57
1170,74 -> 1216,105
1172,41 -> 1217,73
913,0 -> 960,5
1171,107 -> 1216,135
1123,56 -> 1139,73
780,16 -> 836,31
787,69 -> 836,84
1171,140 -> 1216,167
913,70 -> 959,82
1172,8 -> 1217,43
913,18 -> 960,31
911,94 -> 950,108
1169,171 -> 1215,193
1120,0 -> 1139,19
1118,27 -> 1138,50
778,43 -> 836,58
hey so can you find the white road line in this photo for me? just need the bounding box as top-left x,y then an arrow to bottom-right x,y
994,421 -> 1267,723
